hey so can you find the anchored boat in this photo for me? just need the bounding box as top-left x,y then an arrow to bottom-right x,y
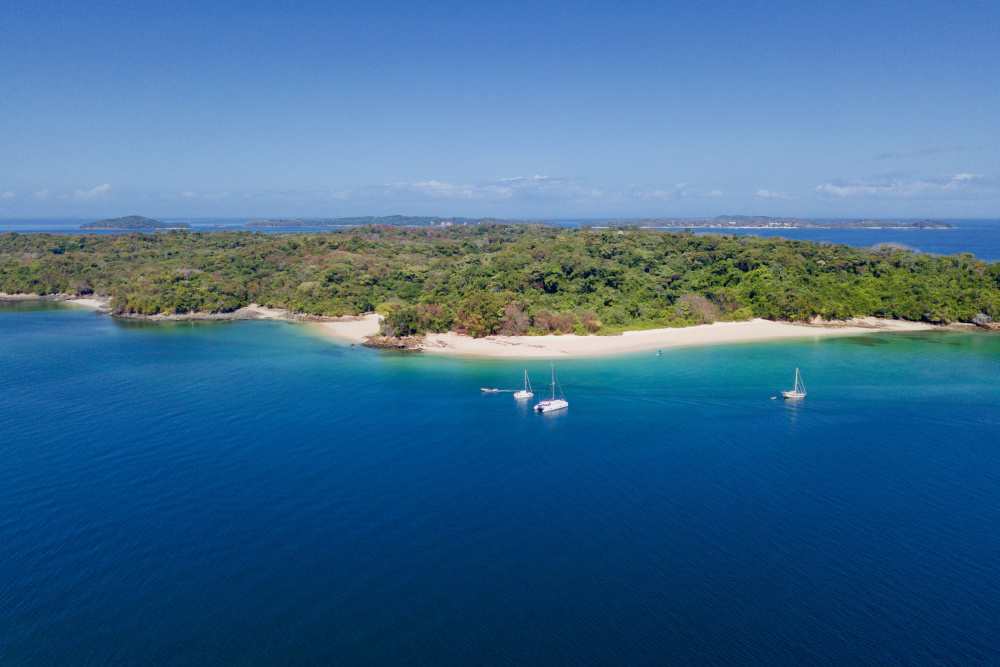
781,368 -> 806,400
513,370 -> 534,400
534,362 -> 568,413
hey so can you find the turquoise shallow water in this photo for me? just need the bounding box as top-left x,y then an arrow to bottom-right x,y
2,303 -> 1000,664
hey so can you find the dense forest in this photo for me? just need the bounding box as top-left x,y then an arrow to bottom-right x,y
2,225 -> 998,337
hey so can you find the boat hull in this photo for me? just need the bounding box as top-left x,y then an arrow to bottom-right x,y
514,390 -> 533,400
781,391 -> 806,399
534,399 -> 568,412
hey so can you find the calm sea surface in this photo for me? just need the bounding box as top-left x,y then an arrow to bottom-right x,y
2,303 -> 999,664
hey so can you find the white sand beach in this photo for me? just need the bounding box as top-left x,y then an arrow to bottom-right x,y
66,297 -> 111,309
5,292 -> 942,356
238,303 -> 288,319
318,313 -> 384,343
313,313 -> 936,357
0,293 -> 110,309
417,318 -> 935,357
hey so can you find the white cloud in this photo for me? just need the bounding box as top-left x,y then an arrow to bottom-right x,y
875,146 -> 966,160
814,173 -> 994,198
258,177 -> 726,210
1,191 -> 14,199
181,191 -> 196,197
330,176 -> 605,202
756,189 -> 793,199
73,183 -> 111,199
33,190 -> 49,198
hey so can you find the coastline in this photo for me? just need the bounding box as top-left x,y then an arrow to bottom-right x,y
0,292 -> 111,309
0,292 -> 965,357
413,318 -> 939,357
317,313 -> 384,343
315,313 -> 945,357
0,293 -> 366,327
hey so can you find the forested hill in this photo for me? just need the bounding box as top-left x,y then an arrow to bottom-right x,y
1,225 -> 998,336
79,216 -> 191,230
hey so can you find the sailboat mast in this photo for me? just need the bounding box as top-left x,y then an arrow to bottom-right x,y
550,361 -> 555,400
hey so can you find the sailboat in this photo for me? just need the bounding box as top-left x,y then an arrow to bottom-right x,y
781,368 -> 806,400
534,362 -> 568,413
513,370 -> 533,400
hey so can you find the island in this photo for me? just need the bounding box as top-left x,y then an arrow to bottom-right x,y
594,216 -> 955,229
244,215 -> 955,230
79,216 -> 192,230
2,224 -> 996,347
243,215 -> 547,228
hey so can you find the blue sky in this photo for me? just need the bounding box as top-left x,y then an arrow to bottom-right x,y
1,0 -> 997,219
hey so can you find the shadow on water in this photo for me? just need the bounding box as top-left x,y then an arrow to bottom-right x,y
899,333 -> 939,342
111,318 -> 231,332
844,336 -> 889,346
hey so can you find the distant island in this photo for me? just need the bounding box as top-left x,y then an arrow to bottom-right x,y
243,215 -> 548,228
243,214 -> 954,230
79,216 -> 192,230
595,216 -> 955,230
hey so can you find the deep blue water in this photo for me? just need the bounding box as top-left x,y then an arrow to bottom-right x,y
3,218 -> 1000,261
2,302 -> 999,664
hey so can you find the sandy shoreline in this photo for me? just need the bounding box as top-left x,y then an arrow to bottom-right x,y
317,313 -> 384,343
416,318 -> 938,357
313,313 -> 941,357
0,292 -> 111,309
2,293 -> 953,357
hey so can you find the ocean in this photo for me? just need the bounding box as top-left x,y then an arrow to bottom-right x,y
2,302 -> 999,664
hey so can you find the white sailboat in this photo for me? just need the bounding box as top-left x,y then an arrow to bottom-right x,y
781,368 -> 806,400
534,362 -> 568,413
513,370 -> 533,400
